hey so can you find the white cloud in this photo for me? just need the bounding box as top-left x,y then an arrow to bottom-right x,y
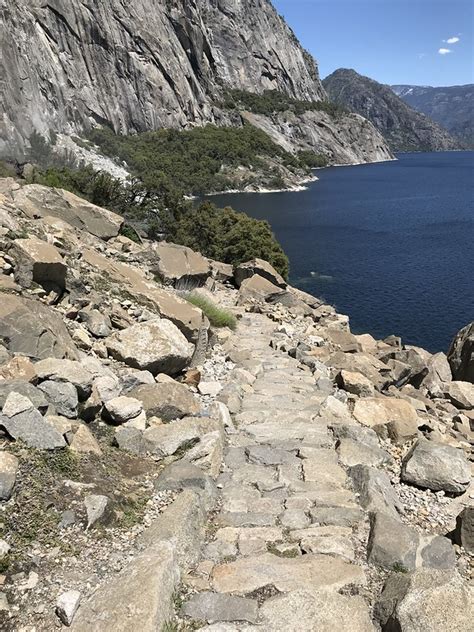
445,36 -> 460,44
438,48 -> 452,55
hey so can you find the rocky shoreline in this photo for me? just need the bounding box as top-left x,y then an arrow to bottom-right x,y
0,177 -> 472,631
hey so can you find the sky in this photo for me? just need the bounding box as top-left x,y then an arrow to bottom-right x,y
272,0 -> 474,86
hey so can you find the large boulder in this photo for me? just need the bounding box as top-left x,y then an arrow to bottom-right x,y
129,382 -> 200,421
349,465 -> 403,518
447,322 -> 474,383
11,236 -> 67,290
143,416 -> 221,457
368,512 -> 419,571
234,258 -> 286,289
150,242 -> 211,288
418,352 -> 452,396
0,393 -> 66,450
379,347 -> 430,385
82,249 -> 204,341
238,274 -> 286,302
375,570 -> 473,632
70,542 -> 178,632
401,438 -> 470,494
443,381 -> 474,410
13,184 -> 123,240
352,397 -> 419,438
34,359 -> 94,400
106,319 -> 193,376
0,295 -> 78,360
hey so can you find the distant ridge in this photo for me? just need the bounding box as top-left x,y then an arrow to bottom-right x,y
391,84 -> 474,148
323,68 -> 462,152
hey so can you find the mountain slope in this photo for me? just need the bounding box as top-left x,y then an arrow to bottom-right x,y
392,84 -> 474,148
0,0 -> 392,168
323,69 -> 461,152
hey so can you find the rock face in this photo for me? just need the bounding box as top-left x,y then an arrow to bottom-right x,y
447,322 -> 474,383
1,0 -> 322,154
323,69 -> 461,152
243,108 -> 394,165
392,83 -> 474,148
0,1 -> 392,167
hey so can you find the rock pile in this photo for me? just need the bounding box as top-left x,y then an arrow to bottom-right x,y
0,177 -> 472,631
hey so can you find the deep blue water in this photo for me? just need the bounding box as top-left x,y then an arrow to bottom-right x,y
212,152 -> 474,353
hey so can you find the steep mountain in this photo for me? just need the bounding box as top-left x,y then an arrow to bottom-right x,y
0,0 -> 392,169
323,69 -> 461,152
392,84 -> 474,148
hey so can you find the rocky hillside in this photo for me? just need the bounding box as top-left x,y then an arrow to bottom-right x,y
392,84 -> 474,148
0,0 -> 392,169
0,177 -> 473,630
323,69 -> 461,152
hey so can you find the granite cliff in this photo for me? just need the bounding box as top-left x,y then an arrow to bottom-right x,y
324,69 -> 461,152
0,0 -> 392,168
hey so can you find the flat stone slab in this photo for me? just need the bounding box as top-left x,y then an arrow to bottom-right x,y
70,542 -> 178,632
211,553 -> 366,594
245,421 -> 332,447
259,589 -> 376,632
181,592 -> 258,624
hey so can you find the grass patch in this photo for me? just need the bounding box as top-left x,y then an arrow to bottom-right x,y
185,293 -> 237,330
392,562 -> 409,574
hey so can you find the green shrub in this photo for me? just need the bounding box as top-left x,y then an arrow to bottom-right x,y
170,201 -> 289,280
185,293 -> 237,330
221,89 -> 347,118
297,150 -> 329,168
0,160 -> 16,178
88,123 -> 314,196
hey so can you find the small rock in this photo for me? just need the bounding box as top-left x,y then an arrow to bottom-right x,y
0,592 -> 9,612
84,494 -> 109,529
56,590 -> 81,626
0,451 -> 19,500
198,381 -> 223,397
69,424 -> 102,455
59,510 -> 77,529
103,396 -> 143,424
0,540 -> 10,558
453,506 -> 474,553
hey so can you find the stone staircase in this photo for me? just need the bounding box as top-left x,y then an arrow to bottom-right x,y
179,313 -> 376,630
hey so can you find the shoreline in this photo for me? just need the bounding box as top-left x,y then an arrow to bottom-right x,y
207,174 -> 319,197
208,156 -> 399,196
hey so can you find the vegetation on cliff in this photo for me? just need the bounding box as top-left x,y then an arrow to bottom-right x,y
86,124 -> 322,196
221,89 -> 347,119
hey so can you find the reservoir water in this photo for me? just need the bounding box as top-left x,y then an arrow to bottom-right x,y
212,151 -> 474,353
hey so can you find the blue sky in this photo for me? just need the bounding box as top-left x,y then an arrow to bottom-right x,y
273,0 -> 473,86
